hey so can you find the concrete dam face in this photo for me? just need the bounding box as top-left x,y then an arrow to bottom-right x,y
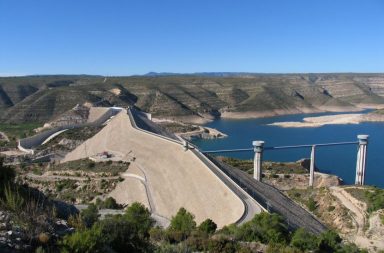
63,110 -> 249,227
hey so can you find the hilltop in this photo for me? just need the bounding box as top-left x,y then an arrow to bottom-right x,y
1,73 -> 384,124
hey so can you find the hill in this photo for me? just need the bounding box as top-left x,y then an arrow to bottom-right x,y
1,74 -> 384,123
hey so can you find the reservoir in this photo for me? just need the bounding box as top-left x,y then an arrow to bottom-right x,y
192,111 -> 384,187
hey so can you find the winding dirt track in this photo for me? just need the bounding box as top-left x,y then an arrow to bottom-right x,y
330,187 -> 384,251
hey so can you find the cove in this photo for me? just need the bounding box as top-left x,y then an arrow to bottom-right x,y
192,111 -> 384,187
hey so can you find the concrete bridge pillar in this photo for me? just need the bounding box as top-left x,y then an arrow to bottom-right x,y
355,135 -> 369,186
183,140 -> 189,151
253,140 -> 264,181
309,145 -> 316,187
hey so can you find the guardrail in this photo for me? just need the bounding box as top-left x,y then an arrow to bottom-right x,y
127,107 -> 183,145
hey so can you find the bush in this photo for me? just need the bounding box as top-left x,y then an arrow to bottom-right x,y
234,212 -> 289,244
124,202 -> 154,238
87,161 -> 95,169
61,203 -> 155,253
207,236 -> 238,253
317,230 -> 342,252
168,207 -> 196,241
95,197 -> 123,209
68,214 -> 86,230
290,228 -> 317,251
2,184 -> 24,211
98,215 -> 154,253
266,243 -> 301,253
198,219 -> 217,235
60,224 -> 104,253
0,158 -> 15,195
150,226 -> 167,242
365,187 -> 384,212
80,204 -> 99,228
307,197 -> 317,212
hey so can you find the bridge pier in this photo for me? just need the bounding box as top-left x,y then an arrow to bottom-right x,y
355,135 -> 368,186
309,145 -> 316,187
253,141 -> 264,181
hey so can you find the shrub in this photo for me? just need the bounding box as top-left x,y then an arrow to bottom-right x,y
365,187 -> 384,212
150,226 -> 167,242
168,207 -> 196,241
207,236 -> 238,253
98,215 -> 154,253
307,197 -> 317,212
87,161 -> 95,169
0,158 -> 15,194
290,228 -> 317,251
60,224 -> 104,253
198,219 -> 217,235
124,202 -> 154,238
234,212 -> 289,244
80,204 -> 99,228
68,214 -> 86,230
35,246 -> 46,253
2,184 -> 24,211
317,230 -> 342,252
95,197 -> 122,209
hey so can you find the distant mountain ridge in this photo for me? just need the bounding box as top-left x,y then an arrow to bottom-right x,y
1,74 -> 384,123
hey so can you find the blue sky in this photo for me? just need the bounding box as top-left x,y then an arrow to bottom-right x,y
0,0 -> 383,75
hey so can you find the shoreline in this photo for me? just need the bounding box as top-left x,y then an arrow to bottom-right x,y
177,126 -> 228,140
268,112 -> 384,128
153,105 -> 384,130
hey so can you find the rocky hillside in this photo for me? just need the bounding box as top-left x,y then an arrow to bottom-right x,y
1,74 -> 384,123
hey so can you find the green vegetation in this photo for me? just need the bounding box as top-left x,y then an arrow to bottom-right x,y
0,122 -> 41,139
307,197 -> 318,212
0,159 -> 64,250
221,157 -> 308,176
95,197 -> 124,209
345,187 -> 384,212
233,212 -> 289,244
197,218 -> 217,235
168,207 -> 197,242
1,159 -> 376,252
50,159 -> 129,174
0,122 -> 41,147
60,202 -> 154,253
158,122 -> 199,133
80,204 -> 99,228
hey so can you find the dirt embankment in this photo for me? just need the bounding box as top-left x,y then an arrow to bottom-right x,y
286,185 -> 384,252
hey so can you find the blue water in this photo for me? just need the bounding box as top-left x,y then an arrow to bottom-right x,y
192,111 -> 384,187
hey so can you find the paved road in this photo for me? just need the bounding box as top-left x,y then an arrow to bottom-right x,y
205,154 -> 327,234
129,107 -> 180,141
